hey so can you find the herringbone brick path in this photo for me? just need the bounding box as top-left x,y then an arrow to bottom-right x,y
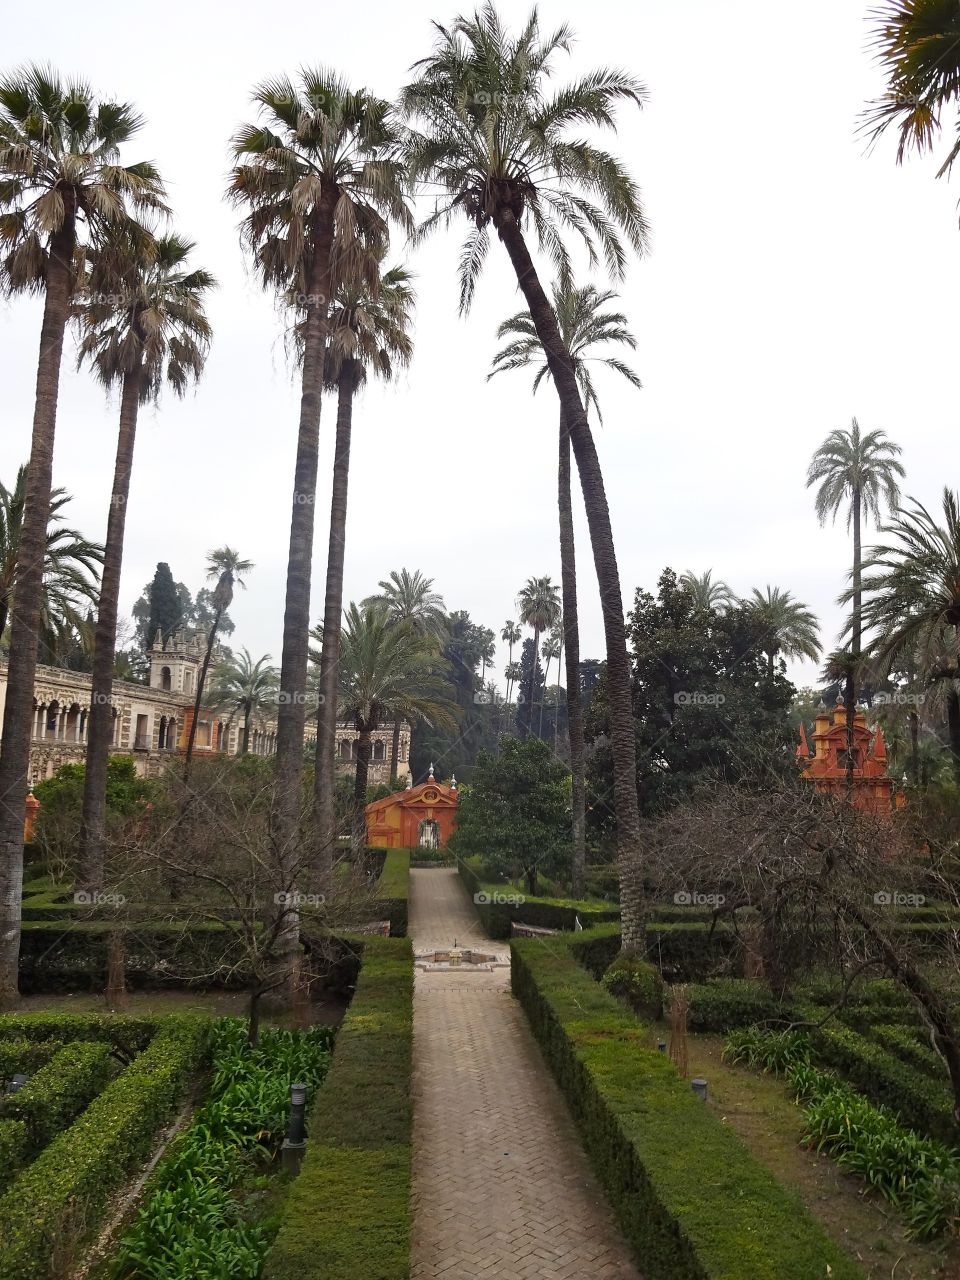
410,868 -> 641,1279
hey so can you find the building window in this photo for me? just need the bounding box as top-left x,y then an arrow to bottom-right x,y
160,666 -> 171,691
134,713 -> 149,751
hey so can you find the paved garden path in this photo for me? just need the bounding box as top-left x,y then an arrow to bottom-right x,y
409,867 -> 641,1280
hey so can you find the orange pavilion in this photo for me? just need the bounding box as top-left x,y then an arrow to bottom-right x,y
365,763 -> 460,849
797,700 -> 904,813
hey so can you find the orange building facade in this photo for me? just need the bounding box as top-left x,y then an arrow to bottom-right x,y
797,700 -> 904,812
365,766 -> 459,849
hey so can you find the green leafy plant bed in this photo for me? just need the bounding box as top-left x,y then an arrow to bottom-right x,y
375,848 -> 410,936
511,930 -> 861,1279
110,1019 -> 335,1279
723,1028 -> 960,1240
262,936 -> 413,1280
0,1013 -> 209,1280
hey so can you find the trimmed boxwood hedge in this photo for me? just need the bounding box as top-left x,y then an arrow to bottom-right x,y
685,979 -> 789,1032
511,931 -> 863,1279
376,849 -> 410,937
0,1038 -> 64,1078
0,1013 -> 209,1280
0,1012 -> 158,1056
457,858 -> 619,938
0,1040 -> 115,1155
262,936 -> 413,1280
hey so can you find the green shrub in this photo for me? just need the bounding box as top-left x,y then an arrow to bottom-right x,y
569,924 -> 622,978
0,1120 -> 27,1193
0,1040 -> 115,1155
685,979 -> 788,1032
457,858 -> 619,938
869,1023 -> 945,1079
601,954 -> 664,1018
722,1027 -> 812,1075
511,931 -> 861,1279
0,1014 -> 209,1280
262,937 -> 413,1280
375,849 -> 410,937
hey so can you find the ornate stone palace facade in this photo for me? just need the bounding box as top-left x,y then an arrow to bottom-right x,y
0,631 -> 410,787
797,699 -> 904,813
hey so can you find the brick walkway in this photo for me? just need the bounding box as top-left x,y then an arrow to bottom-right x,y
409,868 -> 641,1279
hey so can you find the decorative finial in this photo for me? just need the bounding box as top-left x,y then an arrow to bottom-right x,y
450,773 -> 457,790
428,761 -> 435,780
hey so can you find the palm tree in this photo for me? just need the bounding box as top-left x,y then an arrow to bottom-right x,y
745,586 -> 821,679
0,468 -> 102,646
337,602 -> 457,855
228,68 -> 411,862
807,417 -> 904,783
183,548 -> 253,779
0,68 -> 166,999
401,9 -> 650,943
516,576 -> 560,738
864,1 -> 960,180
680,569 -> 736,613
491,280 -> 640,896
208,649 -> 280,755
363,568 -> 448,788
503,659 -> 523,717
310,268 -> 416,867
852,488 -> 960,783
76,232 -> 213,890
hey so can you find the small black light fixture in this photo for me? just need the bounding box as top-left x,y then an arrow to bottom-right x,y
691,1077 -> 708,1101
281,1081 -> 308,1173
656,1040 -> 667,1053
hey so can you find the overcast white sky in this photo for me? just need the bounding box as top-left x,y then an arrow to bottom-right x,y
2,0 -> 957,691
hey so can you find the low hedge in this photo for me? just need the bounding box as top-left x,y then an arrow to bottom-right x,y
376,849 -> 410,937
868,1022 -> 945,1078
457,858 -> 619,938
0,1012 -> 158,1057
0,1038 -> 64,1079
0,1040 -> 115,1155
0,1120 -> 27,1193
262,936 -> 413,1280
804,1016 -> 958,1145
685,979 -> 790,1032
0,1013 -> 209,1280
569,923 -> 622,978
511,931 -> 862,1279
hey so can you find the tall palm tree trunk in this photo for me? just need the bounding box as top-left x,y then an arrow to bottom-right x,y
845,488 -> 862,789
183,606 -> 223,780
559,414 -> 586,899
273,196 -> 336,973
79,364 -> 144,893
351,725 -> 372,858
909,708 -> 920,786
315,368 -> 355,882
495,213 -> 643,950
525,625 -> 540,737
242,705 -> 252,755
0,202 -> 76,1004
538,649 -> 551,738
553,628 -> 563,752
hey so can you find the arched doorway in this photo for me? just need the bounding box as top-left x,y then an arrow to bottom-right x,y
418,818 -> 440,850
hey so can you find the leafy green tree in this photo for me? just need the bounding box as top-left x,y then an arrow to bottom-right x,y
0,467 -> 102,649
450,736 -> 570,894
410,609 -> 496,783
229,68 -> 411,871
208,649 -> 279,755
516,576 -> 560,736
309,265 -> 416,865
514,637 -> 545,737
0,69 -> 166,1000
401,4 -> 650,947
184,548 -> 253,778
491,281 -> 639,896
586,570 -> 797,834
76,232 -> 213,892
140,563 -> 183,649
853,487 -> 960,783
363,567 -> 447,786
337,603 -> 457,853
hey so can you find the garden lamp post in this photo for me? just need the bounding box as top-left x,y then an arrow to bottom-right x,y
281,1081 -> 308,1172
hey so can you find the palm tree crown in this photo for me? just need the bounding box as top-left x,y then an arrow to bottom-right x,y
365,568 -> 448,640
400,3 -> 649,309
806,418 -> 905,531
205,547 -> 253,616
208,648 -> 280,753
746,586 -> 821,670
679,569 -> 736,613
516,575 -> 561,636
75,232 -> 214,400
864,0 -> 960,178
0,65 -> 167,295
0,467 -> 102,644
489,281 -> 640,419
